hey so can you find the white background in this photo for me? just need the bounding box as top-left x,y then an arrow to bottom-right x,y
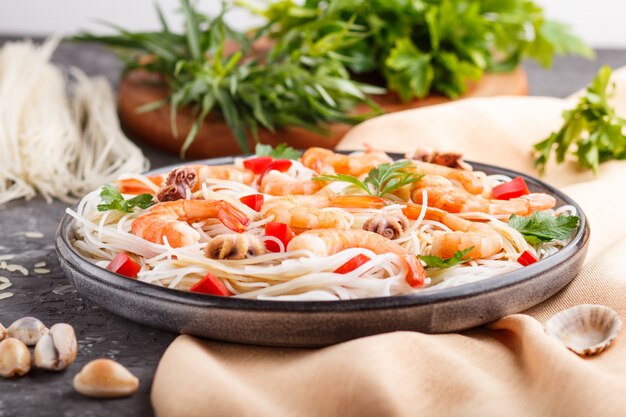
0,0 -> 623,48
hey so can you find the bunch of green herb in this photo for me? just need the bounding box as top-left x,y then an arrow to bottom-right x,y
508,212 -> 579,244
313,160 -> 421,197
418,247 -> 473,269
254,143 -> 302,160
97,185 -> 155,213
73,0 -> 383,157
250,0 -> 592,100
534,66 -> 626,174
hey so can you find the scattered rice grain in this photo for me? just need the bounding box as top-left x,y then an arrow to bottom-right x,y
0,292 -> 14,300
24,232 -> 44,239
34,268 -> 50,274
0,254 -> 15,261
1,263 -> 29,276
0,277 -> 11,290
34,261 -> 46,268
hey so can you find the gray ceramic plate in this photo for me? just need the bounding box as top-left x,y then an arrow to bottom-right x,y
56,155 -> 590,347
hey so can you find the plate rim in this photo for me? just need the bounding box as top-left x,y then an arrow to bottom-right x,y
55,153 -> 590,313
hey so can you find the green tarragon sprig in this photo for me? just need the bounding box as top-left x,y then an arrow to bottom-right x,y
72,0 -> 383,157
313,160 -> 422,198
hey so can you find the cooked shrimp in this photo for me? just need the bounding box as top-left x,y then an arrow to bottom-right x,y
288,229 -> 426,288
410,161 -> 484,194
429,227 -> 503,260
118,165 -> 254,197
131,200 -> 250,247
262,195 -> 385,232
411,175 -> 555,215
403,204 -> 503,259
259,171 -> 325,196
301,147 -> 392,176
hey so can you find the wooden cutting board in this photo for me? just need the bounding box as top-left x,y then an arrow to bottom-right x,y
118,67 -> 528,159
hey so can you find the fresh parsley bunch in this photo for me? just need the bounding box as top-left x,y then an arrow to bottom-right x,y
73,0 -> 383,157
254,0 -> 592,101
534,66 -> 626,174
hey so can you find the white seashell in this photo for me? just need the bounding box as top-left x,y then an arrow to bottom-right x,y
0,338 -> 31,378
34,323 -> 78,371
546,304 -> 622,356
73,359 -> 139,398
7,317 -> 48,346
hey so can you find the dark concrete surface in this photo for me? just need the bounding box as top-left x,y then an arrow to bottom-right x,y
0,35 -> 625,416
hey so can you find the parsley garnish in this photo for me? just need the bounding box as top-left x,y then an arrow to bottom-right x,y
313,161 -> 421,198
418,247 -> 474,269
508,212 -> 579,244
255,143 -> 302,160
534,66 -> 626,174
97,185 -> 155,213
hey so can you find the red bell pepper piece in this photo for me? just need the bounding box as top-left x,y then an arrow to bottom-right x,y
258,159 -> 292,184
239,194 -> 264,212
106,252 -> 141,279
334,254 -> 371,274
190,273 -> 232,296
243,156 -> 273,175
264,222 -> 295,252
517,250 -> 539,266
492,177 -> 530,200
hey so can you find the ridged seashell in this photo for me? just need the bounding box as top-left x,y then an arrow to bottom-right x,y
545,304 -> 622,356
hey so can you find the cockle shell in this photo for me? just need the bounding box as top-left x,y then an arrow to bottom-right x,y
546,304 -> 622,356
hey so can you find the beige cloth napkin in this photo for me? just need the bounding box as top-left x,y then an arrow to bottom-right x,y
152,69 -> 626,417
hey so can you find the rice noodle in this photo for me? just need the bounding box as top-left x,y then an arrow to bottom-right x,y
68,170 -> 577,301
0,38 -> 148,204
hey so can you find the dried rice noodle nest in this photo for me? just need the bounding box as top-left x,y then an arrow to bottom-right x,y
545,304 -> 622,356
0,37 -> 148,205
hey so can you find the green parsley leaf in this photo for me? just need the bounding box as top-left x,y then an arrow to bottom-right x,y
313,160 -> 422,197
254,0 -> 590,101
508,212 -> 580,244
418,247 -> 474,269
534,66 -> 626,174
255,143 -> 302,160
97,185 -> 155,213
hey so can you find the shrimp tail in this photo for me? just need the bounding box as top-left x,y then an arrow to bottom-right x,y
403,254 -> 426,288
216,201 -> 250,233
